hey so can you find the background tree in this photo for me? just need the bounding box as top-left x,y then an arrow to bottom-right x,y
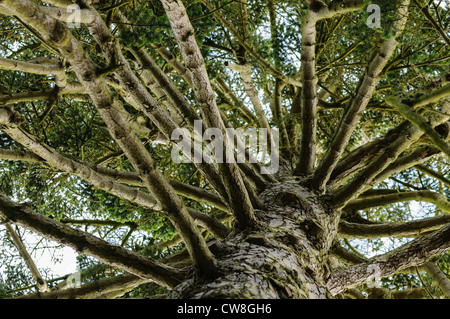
0,0 -> 449,299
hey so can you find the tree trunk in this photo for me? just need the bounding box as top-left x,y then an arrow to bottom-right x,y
170,180 -> 339,299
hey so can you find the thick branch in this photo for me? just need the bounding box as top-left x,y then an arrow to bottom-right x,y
161,0 -> 256,229
0,193 -> 183,288
0,56 -> 62,75
296,7 -> 319,175
0,148 -> 43,162
295,0 -> 364,175
4,0 -> 218,278
39,5 -> 96,24
423,261 -> 450,298
339,214 -> 450,239
4,223 -> 49,292
403,82 -> 450,109
330,99 -> 449,208
344,190 -> 450,213
311,1 -> 410,191
13,273 -> 146,299
328,222 -> 450,295
385,94 -> 450,158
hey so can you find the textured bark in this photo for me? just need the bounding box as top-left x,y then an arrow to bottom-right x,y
170,181 -> 339,299
296,8 -> 319,176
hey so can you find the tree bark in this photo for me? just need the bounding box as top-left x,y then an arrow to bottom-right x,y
170,181 -> 340,299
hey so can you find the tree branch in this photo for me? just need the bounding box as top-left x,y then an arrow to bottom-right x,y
310,0 -> 410,191
295,5 -> 319,175
0,112 -> 161,211
423,261 -> 450,298
329,98 -> 449,208
0,82 -> 86,106
0,147 -> 229,241
327,121 -> 411,188
344,190 -> 450,213
366,145 -> 441,192
225,62 -> 278,157
150,43 -> 193,87
339,214 -> 450,239
83,4 -> 230,207
0,148 -> 43,163
113,10 -> 200,127
161,0 -> 256,230
0,146 -> 230,217
4,223 -> 49,292
328,222 -> 450,295
415,164 -> 450,188
39,5 -> 96,24
0,56 -> 62,75
0,193 -> 183,288
330,243 -> 368,265
13,273 -> 146,299
6,0 -> 219,278
294,0 -> 365,175
412,0 -> 450,47
385,94 -> 450,158
198,0 -> 302,87
42,0 -> 73,8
